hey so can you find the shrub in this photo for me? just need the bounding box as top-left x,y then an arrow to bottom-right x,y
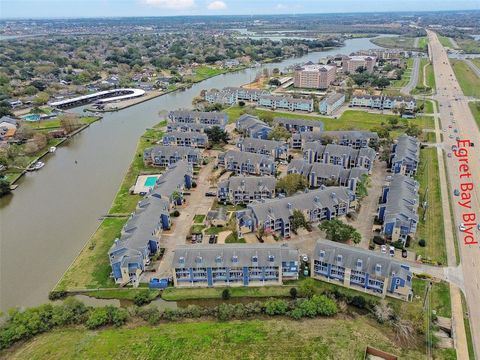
350,295 -> 366,309
373,236 -> 386,245
217,303 -> 233,321
51,297 -> 88,326
418,239 -> 426,247
86,307 -> 110,329
191,181 -> 197,188
289,307 -> 304,320
238,101 -> 245,107
265,299 -> 289,316
289,287 -> 298,299
111,308 -> 128,327
133,290 -> 152,306
171,210 -> 180,217
299,278 -> 316,298
221,288 -> 231,300
137,306 -> 161,325
48,290 -> 67,301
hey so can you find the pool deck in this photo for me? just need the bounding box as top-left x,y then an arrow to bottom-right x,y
132,174 -> 162,194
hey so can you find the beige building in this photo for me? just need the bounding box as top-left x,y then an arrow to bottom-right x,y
294,64 -> 336,89
343,55 -> 377,73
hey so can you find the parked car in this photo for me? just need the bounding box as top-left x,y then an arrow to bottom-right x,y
459,223 -> 466,232
381,245 -> 387,254
447,153 -> 452,158
389,246 -> 395,257
454,189 -> 460,196
205,191 -> 216,197
402,249 -> 408,258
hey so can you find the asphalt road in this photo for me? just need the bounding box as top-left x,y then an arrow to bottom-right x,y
465,59 -> 480,78
428,29 -> 480,359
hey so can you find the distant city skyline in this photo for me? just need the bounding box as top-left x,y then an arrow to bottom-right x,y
1,0 -> 479,19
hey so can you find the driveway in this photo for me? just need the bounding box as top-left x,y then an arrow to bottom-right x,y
144,161 -> 216,280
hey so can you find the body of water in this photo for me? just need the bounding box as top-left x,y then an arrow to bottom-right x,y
0,36 -> 381,312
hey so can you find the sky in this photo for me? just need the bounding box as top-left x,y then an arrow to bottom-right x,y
0,0 -> 479,19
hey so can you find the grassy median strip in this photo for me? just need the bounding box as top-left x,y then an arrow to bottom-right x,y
451,60 -> 480,98
413,148 -> 447,265
460,292 -> 475,360
55,125 -> 164,291
468,102 -> 480,130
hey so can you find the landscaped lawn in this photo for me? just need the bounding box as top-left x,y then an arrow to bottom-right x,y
55,124 -> 165,291
450,60 -> 480,98
225,107 -> 434,136
468,102 -> 480,130
190,224 -> 206,234
193,214 -> 206,223
411,58 -> 435,95
225,231 -> 246,243
417,37 -> 428,50
1,318 -> 428,360
413,148 -> 447,265
162,285 -> 291,301
204,226 -> 225,235
438,35 -> 454,48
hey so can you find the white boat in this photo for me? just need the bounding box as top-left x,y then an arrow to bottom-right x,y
49,146 -> 57,153
27,161 -> 45,171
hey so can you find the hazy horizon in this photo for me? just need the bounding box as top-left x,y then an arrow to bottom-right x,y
1,0 -> 479,20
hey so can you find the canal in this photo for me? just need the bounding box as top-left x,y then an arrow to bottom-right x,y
0,37 -> 381,312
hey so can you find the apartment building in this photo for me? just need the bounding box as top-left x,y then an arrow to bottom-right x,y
144,145 -> 201,167
290,130 -> 378,150
342,55 -> 377,73
258,95 -> 314,112
287,159 -> 368,192
272,117 -> 324,133
166,122 -> 211,133
237,137 -> 288,159
204,87 -> 270,105
108,161 -> 193,285
162,131 -> 209,148
350,95 -> 416,111
303,143 -> 376,172
390,135 -> 420,176
168,110 -> 228,127
235,114 -> 272,139
293,63 -> 337,89
312,240 -> 413,301
319,93 -> 345,115
217,175 -> 277,205
217,150 -> 276,176
237,187 -> 355,238
172,243 -> 299,288
378,174 -> 419,243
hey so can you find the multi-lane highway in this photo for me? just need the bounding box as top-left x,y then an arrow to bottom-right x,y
428,29 -> 480,358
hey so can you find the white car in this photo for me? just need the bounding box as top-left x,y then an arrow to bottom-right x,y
459,223 -> 466,232
380,245 -> 387,254
389,246 -> 395,257
301,254 -> 309,262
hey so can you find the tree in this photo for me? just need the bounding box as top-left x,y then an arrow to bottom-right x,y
0,179 -> 11,197
268,125 -> 291,141
59,114 -> 82,134
34,92 -> 49,106
405,124 -> 421,137
291,209 -> 308,232
387,117 -> 399,127
299,278 -> 316,298
276,173 -> 308,196
256,226 -> 265,241
221,288 -> 231,300
319,219 -> 361,244
289,287 -> 298,299
268,78 -> 281,86
259,112 -> 274,125
205,126 -> 229,145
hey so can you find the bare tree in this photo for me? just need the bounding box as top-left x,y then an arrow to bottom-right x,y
393,319 -> 416,345
59,113 -> 82,134
374,300 -> 394,323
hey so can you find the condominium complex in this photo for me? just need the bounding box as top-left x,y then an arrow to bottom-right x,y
168,110 -> 228,127
312,240 -> 413,301
162,131 -> 208,148
293,63 -> 337,89
217,175 -> 277,205
235,114 -> 272,140
303,143 -> 376,172
237,137 -> 288,159
390,135 -> 420,176
342,55 -> 377,73
319,93 -> 345,115
217,150 -> 276,176
144,145 -> 201,167
172,244 -> 299,287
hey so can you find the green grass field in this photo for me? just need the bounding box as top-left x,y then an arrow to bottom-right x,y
2,318 -> 428,360
390,58 -> 414,88
370,36 -> 417,50
55,125 -> 164,291
451,60 -> 480,98
468,102 -> 480,130
455,38 -> 480,54
413,148 -> 447,265
226,107 -> 434,137
85,288 -> 161,301
438,36 -> 454,48
417,37 -> 428,50
186,66 -> 227,82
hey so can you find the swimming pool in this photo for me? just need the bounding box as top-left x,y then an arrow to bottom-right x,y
21,114 -> 41,122
144,176 -> 158,187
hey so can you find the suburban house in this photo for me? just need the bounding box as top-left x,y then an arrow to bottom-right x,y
162,131 -> 209,148
350,95 -> 416,111
0,116 -> 18,140
293,63 -> 337,89
235,114 -> 272,139
217,175 -> 277,205
144,145 -> 201,167
342,55 -> 377,73
108,161 -> 193,286
303,143 -> 376,172
217,150 -> 276,176
237,187 -> 356,238
258,95 -> 314,112
272,117 -> 324,133
237,137 -> 288,159
319,93 -> 345,115
287,159 -> 368,192
390,135 -> 420,176
168,110 -> 228,127
312,240 -> 413,301
171,243 -> 299,288
378,174 -> 419,243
